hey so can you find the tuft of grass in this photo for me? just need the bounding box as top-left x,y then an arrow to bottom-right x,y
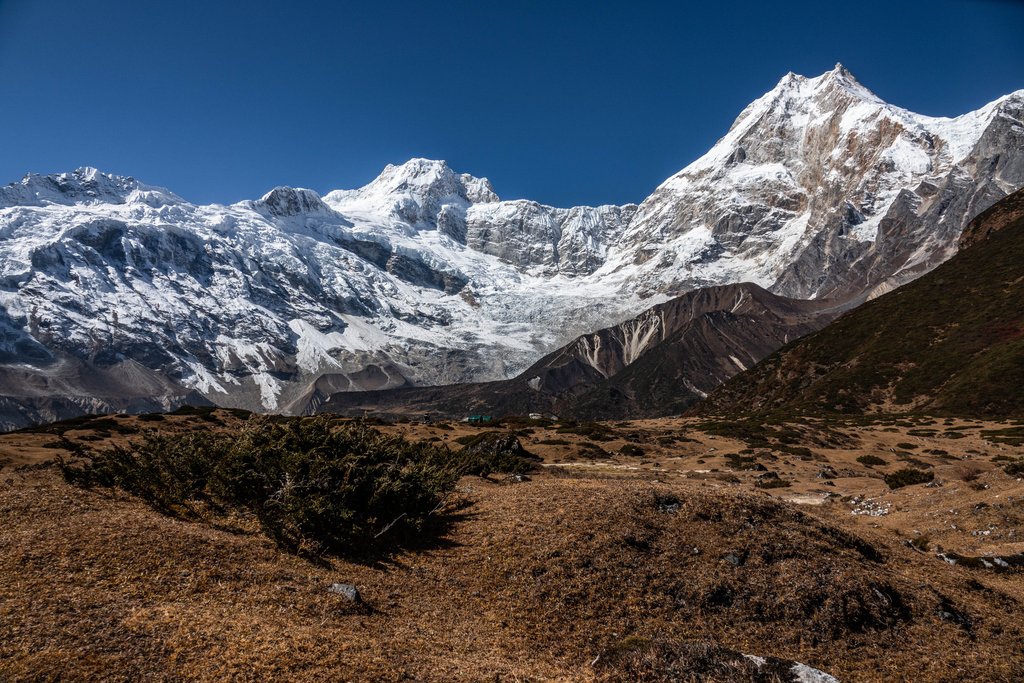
955,464 -> 984,482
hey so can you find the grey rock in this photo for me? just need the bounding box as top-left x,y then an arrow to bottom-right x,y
327,583 -> 361,602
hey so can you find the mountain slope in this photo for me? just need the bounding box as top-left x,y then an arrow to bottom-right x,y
1,66 -> 1022,429
317,283 -> 840,419
699,188 -> 1024,417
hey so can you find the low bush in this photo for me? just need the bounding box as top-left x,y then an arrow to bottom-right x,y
555,422 -> 615,441
981,427 -> 1024,447
453,431 -> 540,476
909,535 -> 930,552
1003,460 -> 1024,477
884,468 -> 934,489
723,453 -> 765,471
60,417 -> 466,558
576,441 -> 610,458
857,454 -> 887,467
169,405 -> 220,421
755,475 -> 791,489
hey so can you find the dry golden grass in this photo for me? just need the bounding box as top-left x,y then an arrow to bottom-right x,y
1,411 -> 1023,682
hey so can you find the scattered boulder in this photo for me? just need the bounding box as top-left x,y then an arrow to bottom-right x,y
817,466 -> 838,479
327,583 -> 362,603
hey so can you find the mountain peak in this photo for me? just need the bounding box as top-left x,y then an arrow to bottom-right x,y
769,63 -> 878,103
325,158 -> 499,224
0,167 -> 187,210
363,158 -> 458,196
382,157 -> 451,176
367,159 -> 497,200
2,167 -> 135,207
256,186 -> 331,217
815,63 -> 882,104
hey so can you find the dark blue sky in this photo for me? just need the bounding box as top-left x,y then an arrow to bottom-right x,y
1,0 -> 1021,207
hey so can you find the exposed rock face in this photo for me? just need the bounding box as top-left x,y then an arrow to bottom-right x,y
256,187 -> 333,217
465,202 -> 637,275
0,66 -> 1022,429
0,356 -> 212,429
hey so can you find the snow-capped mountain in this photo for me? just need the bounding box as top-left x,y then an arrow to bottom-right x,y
601,64 -> 1024,299
1,65 -> 1022,429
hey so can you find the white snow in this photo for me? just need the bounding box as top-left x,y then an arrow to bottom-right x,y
729,355 -> 748,372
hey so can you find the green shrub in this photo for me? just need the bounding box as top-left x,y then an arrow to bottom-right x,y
453,431 -> 540,476
899,456 -> 933,469
576,441 -> 610,458
857,454 -> 887,467
619,444 -> 645,457
78,417 -> 121,432
60,417 -> 464,558
755,477 -> 791,489
982,427 -> 1024,447
169,405 -> 220,421
555,422 -> 615,441
724,453 -> 765,471
884,468 -> 934,489
1003,460 -> 1024,477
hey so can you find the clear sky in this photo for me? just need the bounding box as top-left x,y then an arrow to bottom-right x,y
0,0 -> 1021,207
